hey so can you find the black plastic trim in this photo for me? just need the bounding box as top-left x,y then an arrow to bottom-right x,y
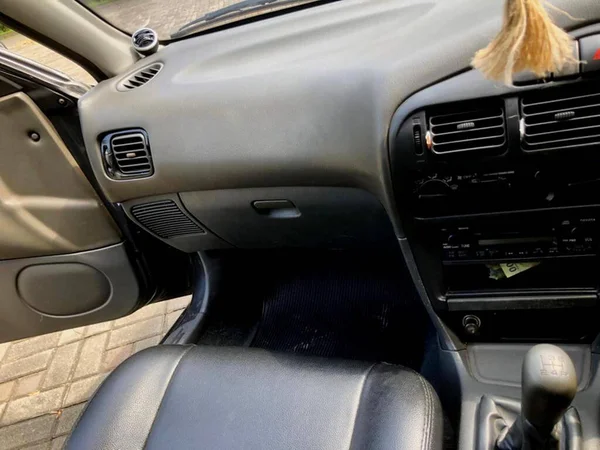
161,252 -> 218,345
447,290 -> 598,311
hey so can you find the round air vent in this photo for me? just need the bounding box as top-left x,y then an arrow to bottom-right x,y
132,28 -> 159,56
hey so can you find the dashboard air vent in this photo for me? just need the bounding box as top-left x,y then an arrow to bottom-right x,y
521,83 -> 600,152
118,63 -> 163,91
132,28 -> 159,56
131,200 -> 205,239
427,106 -> 507,155
101,129 -> 153,179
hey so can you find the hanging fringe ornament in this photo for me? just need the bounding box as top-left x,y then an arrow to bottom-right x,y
472,0 -> 576,85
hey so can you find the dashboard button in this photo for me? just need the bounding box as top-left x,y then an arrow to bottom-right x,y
579,35 -> 600,73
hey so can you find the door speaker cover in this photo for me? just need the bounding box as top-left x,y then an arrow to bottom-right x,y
17,263 -> 111,316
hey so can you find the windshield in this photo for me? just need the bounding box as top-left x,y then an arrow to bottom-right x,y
77,0 -> 318,40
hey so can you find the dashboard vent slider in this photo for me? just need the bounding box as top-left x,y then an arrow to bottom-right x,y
521,84 -> 600,152
101,129 -> 153,179
428,106 -> 507,155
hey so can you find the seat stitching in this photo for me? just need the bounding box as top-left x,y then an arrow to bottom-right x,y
141,345 -> 195,450
425,378 -> 433,450
416,372 -> 432,450
417,374 -> 425,450
347,362 -> 377,450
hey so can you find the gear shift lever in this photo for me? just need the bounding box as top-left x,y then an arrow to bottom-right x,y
497,344 -> 577,449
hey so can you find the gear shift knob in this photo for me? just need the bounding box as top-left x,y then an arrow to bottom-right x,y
521,344 -> 577,433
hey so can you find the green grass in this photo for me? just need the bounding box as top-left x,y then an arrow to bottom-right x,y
0,23 -> 12,37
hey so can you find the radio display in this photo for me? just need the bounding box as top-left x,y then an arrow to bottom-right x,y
477,236 -> 554,246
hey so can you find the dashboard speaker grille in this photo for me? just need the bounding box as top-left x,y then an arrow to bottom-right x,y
428,106 -> 507,155
521,83 -> 600,152
131,200 -> 205,239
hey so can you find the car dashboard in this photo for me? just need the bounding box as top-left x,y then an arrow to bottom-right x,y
77,0 -> 600,350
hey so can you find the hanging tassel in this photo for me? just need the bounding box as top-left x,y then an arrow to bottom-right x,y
472,0 -> 576,85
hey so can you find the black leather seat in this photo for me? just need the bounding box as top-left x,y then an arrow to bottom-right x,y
67,345 -> 443,450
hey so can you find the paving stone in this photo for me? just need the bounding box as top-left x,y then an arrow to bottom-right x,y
57,328 -> 85,346
1,387 -> 65,425
165,310 -> 183,332
23,441 -> 51,450
0,402 -> 5,419
166,295 -> 191,312
0,351 -> 53,384
55,403 -> 85,436
101,344 -> 132,372
50,435 -> 67,450
0,343 -> 10,364
3,334 -> 59,364
0,414 -> 55,449
84,322 -> 112,337
0,381 -> 15,403
63,374 -> 107,407
12,372 -> 44,398
42,342 -> 80,390
108,316 -> 163,349
113,302 -> 166,329
133,335 -> 161,354
72,333 -> 108,380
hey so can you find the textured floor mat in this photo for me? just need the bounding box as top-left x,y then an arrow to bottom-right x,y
247,251 -> 428,368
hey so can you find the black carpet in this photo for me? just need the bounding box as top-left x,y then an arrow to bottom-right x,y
200,250 -> 428,369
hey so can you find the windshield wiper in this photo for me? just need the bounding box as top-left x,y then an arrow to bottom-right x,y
171,0 -> 312,38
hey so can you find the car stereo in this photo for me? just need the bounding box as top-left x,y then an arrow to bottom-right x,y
441,214 -> 597,263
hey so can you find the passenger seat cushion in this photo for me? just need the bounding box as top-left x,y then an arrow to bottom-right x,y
67,345 -> 443,450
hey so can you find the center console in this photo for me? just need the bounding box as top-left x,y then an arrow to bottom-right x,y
388,26 -> 600,450
390,68 -> 600,344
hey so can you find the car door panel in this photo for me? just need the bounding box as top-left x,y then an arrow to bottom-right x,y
0,242 -> 139,342
0,92 -> 120,258
0,89 -> 141,342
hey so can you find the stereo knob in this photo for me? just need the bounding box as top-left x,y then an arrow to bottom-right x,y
447,233 -> 460,245
417,179 -> 453,197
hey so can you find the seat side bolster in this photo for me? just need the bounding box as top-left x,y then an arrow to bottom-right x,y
66,345 -> 193,450
350,364 -> 444,450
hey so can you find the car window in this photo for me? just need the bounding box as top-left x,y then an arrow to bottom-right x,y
77,0 -> 321,40
0,23 -> 95,86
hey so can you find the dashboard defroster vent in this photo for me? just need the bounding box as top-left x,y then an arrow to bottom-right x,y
427,106 -> 507,155
521,84 -> 600,152
118,63 -> 163,91
101,129 -> 153,179
131,200 -> 205,239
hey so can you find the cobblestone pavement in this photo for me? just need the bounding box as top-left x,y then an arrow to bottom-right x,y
0,296 -> 191,450
89,0 -> 238,38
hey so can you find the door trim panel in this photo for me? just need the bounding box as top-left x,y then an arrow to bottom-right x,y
0,242 -> 139,342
